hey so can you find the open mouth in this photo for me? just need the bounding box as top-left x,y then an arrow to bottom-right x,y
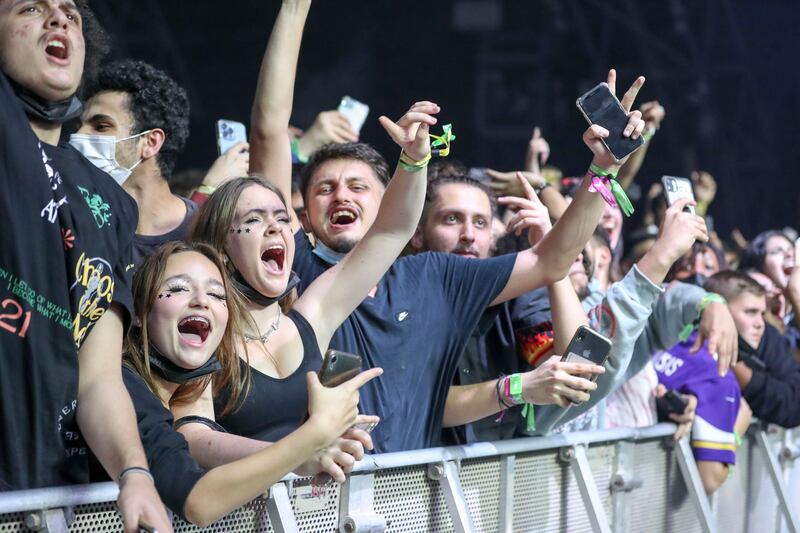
261,244 -> 286,273
177,316 -> 210,345
44,35 -> 69,61
329,207 -> 358,228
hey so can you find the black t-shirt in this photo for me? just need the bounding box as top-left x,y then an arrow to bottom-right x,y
121,366 -> 206,520
0,72 -> 137,490
293,231 -> 516,452
215,309 -> 322,441
131,196 -> 197,268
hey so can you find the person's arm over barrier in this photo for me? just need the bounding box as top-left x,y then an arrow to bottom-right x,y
734,323 -> 800,428
78,307 -> 173,533
533,199 -> 710,434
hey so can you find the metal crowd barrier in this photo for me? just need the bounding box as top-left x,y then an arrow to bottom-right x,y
1,423 -> 797,533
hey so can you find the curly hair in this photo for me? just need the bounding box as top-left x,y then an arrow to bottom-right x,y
83,59 -> 190,179
74,0 -> 111,91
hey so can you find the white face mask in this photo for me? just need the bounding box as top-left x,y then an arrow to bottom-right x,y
69,130 -> 151,185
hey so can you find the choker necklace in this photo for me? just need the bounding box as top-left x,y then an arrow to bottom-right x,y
147,342 -> 222,384
244,307 -> 282,344
230,270 -> 300,307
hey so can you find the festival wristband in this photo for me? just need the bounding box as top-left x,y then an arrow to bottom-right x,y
522,403 -> 536,432
509,373 -> 525,405
197,184 -> 217,196
734,431 -> 743,448
430,123 -> 456,157
587,164 -> 634,217
398,150 -> 432,172
642,128 -> 655,143
118,466 -> 154,485
678,293 -> 728,341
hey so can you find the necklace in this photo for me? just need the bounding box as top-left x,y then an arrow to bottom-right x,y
243,308 -> 282,344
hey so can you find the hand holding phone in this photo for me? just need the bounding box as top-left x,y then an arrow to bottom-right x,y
338,96 -> 369,135
318,349 -> 362,387
215,119 -> 247,156
662,176 -> 696,214
559,326 -> 612,405
656,389 -> 689,422
577,82 -> 644,162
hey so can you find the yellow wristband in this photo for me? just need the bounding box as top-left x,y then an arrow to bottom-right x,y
197,184 -> 217,195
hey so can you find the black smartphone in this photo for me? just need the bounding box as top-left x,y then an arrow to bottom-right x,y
661,175 -> 696,214
561,326 -> 612,405
318,349 -> 362,387
656,389 -> 689,421
576,82 -> 644,162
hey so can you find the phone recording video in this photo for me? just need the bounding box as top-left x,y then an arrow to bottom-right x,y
576,82 -> 644,162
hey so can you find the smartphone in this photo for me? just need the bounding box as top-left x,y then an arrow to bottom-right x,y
661,175 -> 696,214
215,119 -> 247,156
338,96 -> 369,135
576,82 -> 644,162
561,326 -> 612,405
318,349 -> 362,387
354,420 -> 379,433
656,389 -> 689,421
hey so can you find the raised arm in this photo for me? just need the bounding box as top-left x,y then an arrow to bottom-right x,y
77,307 -> 173,533
490,70 -> 646,306
249,0 -> 311,233
294,102 -> 438,349
616,100 -> 665,190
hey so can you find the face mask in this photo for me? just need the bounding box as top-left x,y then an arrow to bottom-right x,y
229,269 -> 301,307
147,341 -> 222,384
8,77 -> 83,124
312,240 -> 346,266
69,130 -> 151,185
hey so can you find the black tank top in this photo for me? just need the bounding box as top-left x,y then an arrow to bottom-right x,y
215,309 -> 322,442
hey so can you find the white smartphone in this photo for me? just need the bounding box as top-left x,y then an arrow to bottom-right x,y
338,96 -> 369,135
215,119 -> 247,156
661,175 -> 696,214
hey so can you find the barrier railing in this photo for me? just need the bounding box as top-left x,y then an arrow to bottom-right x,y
0,423 -> 797,533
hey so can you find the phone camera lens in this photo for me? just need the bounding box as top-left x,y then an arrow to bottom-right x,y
330,355 -> 337,364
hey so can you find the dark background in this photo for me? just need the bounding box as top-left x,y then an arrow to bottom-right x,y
88,0 -> 800,240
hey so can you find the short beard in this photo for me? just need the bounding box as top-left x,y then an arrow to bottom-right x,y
326,236 -> 358,254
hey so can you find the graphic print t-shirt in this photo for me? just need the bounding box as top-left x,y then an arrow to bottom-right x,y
0,72 -> 137,490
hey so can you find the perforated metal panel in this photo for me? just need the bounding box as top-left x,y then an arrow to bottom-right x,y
372,465 -> 454,532
291,479 -> 340,532
460,457 -> 502,532
511,444 -> 614,532
628,439 -> 702,533
0,511 -> 23,532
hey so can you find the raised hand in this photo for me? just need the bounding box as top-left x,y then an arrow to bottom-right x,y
497,172 -> 552,247
295,110 -> 359,160
486,169 -> 545,198
525,126 -> 551,174
202,142 -> 250,189
522,355 -> 605,407
639,100 -> 666,133
378,101 -> 440,162
653,198 -> 709,264
582,69 -> 646,170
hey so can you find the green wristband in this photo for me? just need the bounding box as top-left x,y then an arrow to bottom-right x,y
589,163 -> 618,180
698,293 -> 726,315
509,373 -> 525,405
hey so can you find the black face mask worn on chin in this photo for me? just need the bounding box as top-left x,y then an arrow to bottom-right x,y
148,342 -> 222,384
8,77 -> 83,124
230,269 -> 301,307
